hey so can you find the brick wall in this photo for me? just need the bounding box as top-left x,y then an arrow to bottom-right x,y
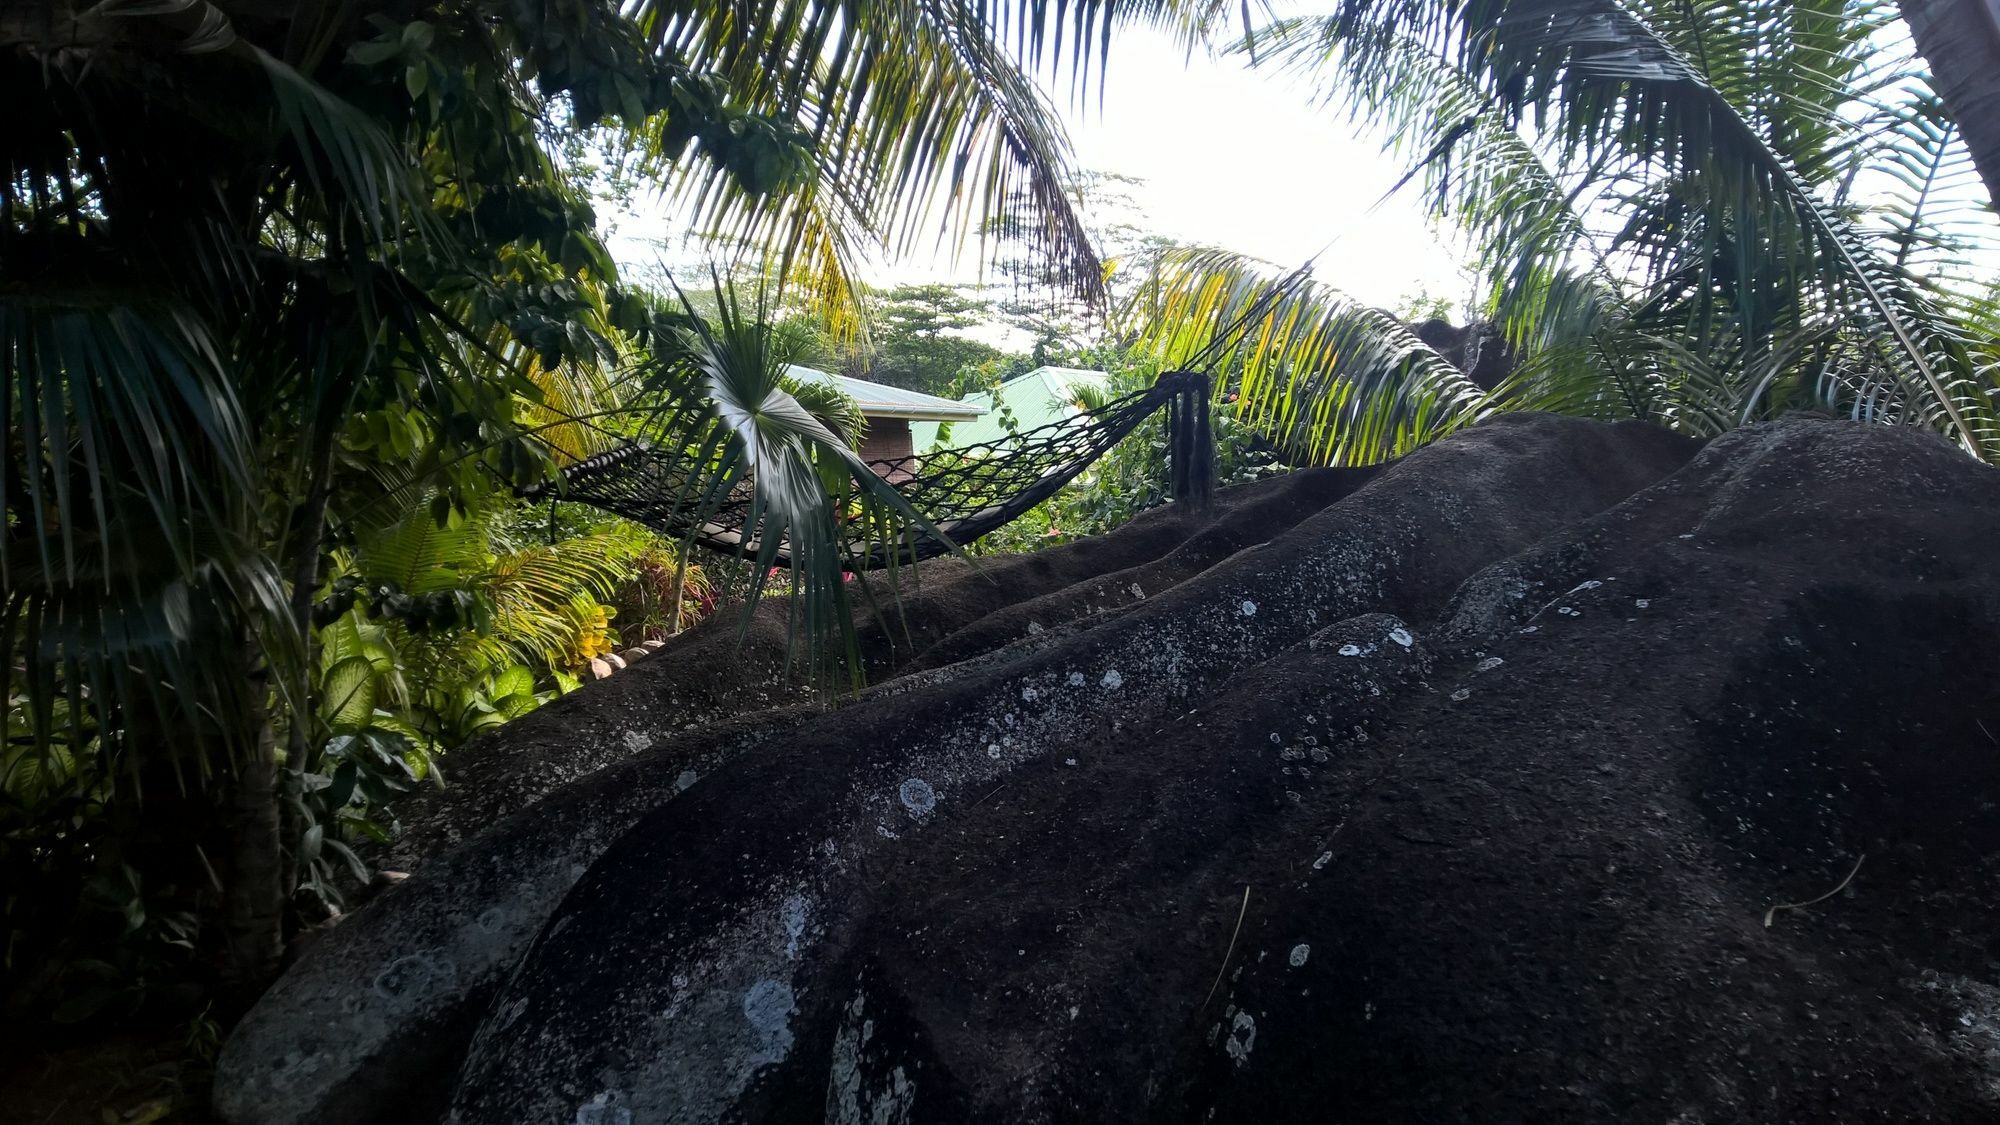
858,419 -> 915,480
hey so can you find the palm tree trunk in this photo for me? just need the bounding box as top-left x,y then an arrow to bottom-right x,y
223,628 -> 284,1007
277,433 -> 337,918
1901,0 -> 2000,208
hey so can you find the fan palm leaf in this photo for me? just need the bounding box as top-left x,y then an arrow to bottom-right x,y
615,281 -> 948,681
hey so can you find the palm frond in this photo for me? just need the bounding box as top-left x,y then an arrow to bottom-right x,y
629,0 -> 1151,329
1121,246 -> 1492,464
1246,0 -> 2000,458
257,47 -> 446,251
1,294 -> 253,572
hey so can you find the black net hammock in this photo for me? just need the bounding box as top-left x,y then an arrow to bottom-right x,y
523,369 -> 1216,571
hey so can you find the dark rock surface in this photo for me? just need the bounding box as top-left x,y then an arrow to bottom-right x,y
1413,318 -> 1514,390
378,466 -> 1375,873
218,413 -> 2000,1123
212,468 -> 1389,1125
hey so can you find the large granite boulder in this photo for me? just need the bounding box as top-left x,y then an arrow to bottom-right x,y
219,413 -> 2000,1123
214,464 -> 1387,1123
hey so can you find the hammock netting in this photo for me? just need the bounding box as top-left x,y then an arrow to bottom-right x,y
529,370 -> 1214,570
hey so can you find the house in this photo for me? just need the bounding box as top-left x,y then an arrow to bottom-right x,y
909,366 -> 1111,452
784,365 -> 985,476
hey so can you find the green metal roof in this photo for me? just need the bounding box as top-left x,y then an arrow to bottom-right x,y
911,366 -> 1111,451
785,365 -> 985,422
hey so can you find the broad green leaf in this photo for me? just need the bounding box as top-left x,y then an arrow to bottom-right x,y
320,657 -> 379,727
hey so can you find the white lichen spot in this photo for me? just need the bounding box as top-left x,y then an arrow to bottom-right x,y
673,769 -> 699,792
1557,606 -> 1580,617
575,1091 -> 632,1125
1239,599 -> 1258,617
1518,625 -> 1540,635
987,744 -> 1003,760
1914,973 -> 2000,1099
371,952 -> 458,1004
1289,943 -> 1311,968
621,730 -> 654,754
1475,656 -> 1505,673
1021,685 -> 1039,703
1388,627 -> 1414,648
1065,758 -> 1078,767
1312,851 -> 1333,870
1269,732 -> 1283,745
782,895 -> 811,960
898,778 -> 938,816
1225,1010 -> 1258,1065
1450,688 -> 1472,702
1101,669 -> 1124,690
1028,621 -> 1046,635
1636,599 -> 1651,609
1130,583 -> 1147,599
1337,643 -> 1364,657
827,993 -> 869,1125
1068,671 -> 1087,687
743,978 -> 796,1063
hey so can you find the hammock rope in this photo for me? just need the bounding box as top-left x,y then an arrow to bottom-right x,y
529,369 -> 1214,570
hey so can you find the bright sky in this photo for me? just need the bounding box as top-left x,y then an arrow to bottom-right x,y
607,25 -> 1476,315
1063,28 -> 1472,307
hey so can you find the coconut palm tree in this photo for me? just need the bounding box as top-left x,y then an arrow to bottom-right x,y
1123,0 -> 2000,466
2,0 -> 1175,1004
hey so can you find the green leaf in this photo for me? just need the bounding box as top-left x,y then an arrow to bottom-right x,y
324,838 -> 373,883
320,657 -> 379,727
490,663 -> 535,699
326,761 -> 360,810
348,38 -> 402,66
